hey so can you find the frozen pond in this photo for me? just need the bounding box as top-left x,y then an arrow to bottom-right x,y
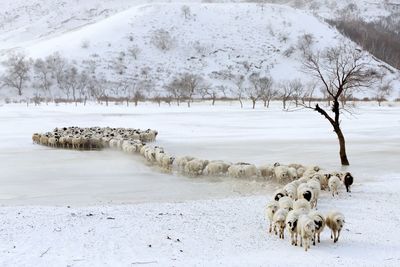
1,101 -> 399,205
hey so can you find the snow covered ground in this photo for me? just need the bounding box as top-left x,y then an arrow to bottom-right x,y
1,102 -> 400,266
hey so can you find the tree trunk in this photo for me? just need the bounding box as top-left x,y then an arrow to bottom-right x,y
239,97 -> 243,108
335,126 -> 350,166
212,96 -> 216,106
187,99 -> 191,108
282,99 -> 286,109
252,99 -> 256,109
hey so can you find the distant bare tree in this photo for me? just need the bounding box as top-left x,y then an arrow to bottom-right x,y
302,44 -> 378,165
375,82 -> 393,106
128,45 -> 141,60
151,29 -> 175,51
1,53 -> 32,96
33,58 -> 53,99
232,74 -> 246,108
290,79 -> 305,107
258,76 -> 277,108
247,73 -> 263,109
279,80 -> 296,110
173,73 -> 206,107
200,84 -> 220,106
181,5 -> 191,19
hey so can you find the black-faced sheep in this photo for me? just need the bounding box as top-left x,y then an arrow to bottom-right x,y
308,211 -> 325,245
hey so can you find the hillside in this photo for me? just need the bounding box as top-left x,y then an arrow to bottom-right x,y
0,1 -> 398,99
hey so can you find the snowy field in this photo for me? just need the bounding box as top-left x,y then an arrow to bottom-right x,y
1,101 -> 400,266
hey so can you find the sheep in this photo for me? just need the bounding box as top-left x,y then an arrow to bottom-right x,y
326,211 -> 345,243
297,183 -> 314,205
274,165 -> 290,183
308,211 -> 325,245
273,208 -> 288,239
258,164 -> 275,179
343,172 -> 354,193
306,179 -> 321,208
265,200 -> 279,233
278,196 -> 293,211
288,167 -> 299,180
297,214 -> 316,251
39,135 -> 49,146
32,133 -> 41,144
46,136 -> 56,147
293,199 -> 311,214
273,189 -> 286,202
71,136 -> 84,149
228,163 -> 258,179
288,163 -> 304,170
283,182 -> 298,200
204,160 -> 231,176
296,167 -> 306,178
175,156 -> 195,173
285,210 -> 301,246
184,159 -> 209,176
328,175 -> 342,197
159,154 -> 175,172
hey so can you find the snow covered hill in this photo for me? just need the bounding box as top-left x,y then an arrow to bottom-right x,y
0,1 -> 398,98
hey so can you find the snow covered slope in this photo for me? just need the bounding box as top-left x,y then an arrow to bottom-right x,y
0,1 -> 398,98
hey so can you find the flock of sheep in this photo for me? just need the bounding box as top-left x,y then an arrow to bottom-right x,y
266,165 -> 354,251
32,126 -> 157,150
33,126 -> 354,252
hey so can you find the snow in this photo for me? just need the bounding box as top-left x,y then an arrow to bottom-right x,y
1,1 -> 398,98
1,102 -> 400,265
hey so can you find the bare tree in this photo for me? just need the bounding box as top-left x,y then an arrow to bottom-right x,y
290,79 -> 304,107
375,82 -> 393,106
247,73 -> 263,109
302,44 -> 377,165
1,53 -> 32,96
253,74 -> 276,108
174,73 -> 206,107
200,85 -> 221,106
279,80 -> 296,110
232,74 -> 245,108
181,5 -> 191,20
151,29 -> 175,51
33,58 -> 53,100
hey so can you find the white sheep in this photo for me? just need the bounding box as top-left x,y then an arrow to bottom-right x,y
184,159 -> 209,176
258,164 -> 275,179
273,208 -> 288,239
293,199 -> 311,214
325,211 -> 345,243
228,163 -> 258,179
265,200 -> 279,233
278,196 -> 293,211
306,179 -> 321,208
159,154 -> 175,172
297,214 -> 316,251
283,182 -> 298,200
288,167 -> 299,180
328,175 -> 342,197
175,156 -> 195,173
274,165 -> 290,183
204,160 -> 231,176
308,210 -> 325,245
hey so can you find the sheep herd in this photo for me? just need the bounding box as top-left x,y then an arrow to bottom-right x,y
33,126 -> 354,252
266,165 -> 353,251
32,126 -> 157,150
